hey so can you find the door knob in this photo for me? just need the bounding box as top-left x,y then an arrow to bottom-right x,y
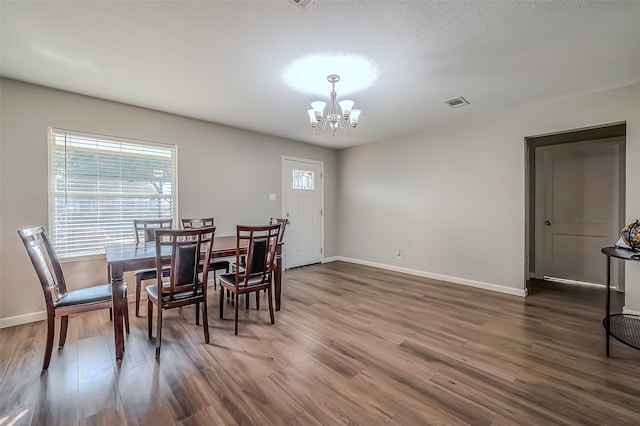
545,220 -> 551,226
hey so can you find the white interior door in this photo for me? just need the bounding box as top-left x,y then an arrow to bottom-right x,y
536,139 -> 622,286
283,157 -> 324,269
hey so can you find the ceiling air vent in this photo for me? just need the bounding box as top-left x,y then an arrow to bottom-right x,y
444,96 -> 469,108
286,0 -> 317,9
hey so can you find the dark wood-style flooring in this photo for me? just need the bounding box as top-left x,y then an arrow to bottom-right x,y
1,262 -> 639,425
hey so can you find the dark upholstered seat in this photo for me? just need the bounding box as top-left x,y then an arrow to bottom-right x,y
54,284 -> 114,307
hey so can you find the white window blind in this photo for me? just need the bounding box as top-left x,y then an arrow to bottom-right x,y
48,128 -> 177,259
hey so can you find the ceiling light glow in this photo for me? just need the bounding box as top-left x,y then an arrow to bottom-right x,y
283,53 -> 380,96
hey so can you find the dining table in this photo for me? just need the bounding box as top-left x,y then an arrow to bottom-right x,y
105,236 -> 284,361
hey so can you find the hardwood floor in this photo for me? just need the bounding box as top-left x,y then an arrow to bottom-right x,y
1,261 -> 639,425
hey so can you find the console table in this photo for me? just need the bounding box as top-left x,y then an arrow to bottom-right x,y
601,246 -> 640,357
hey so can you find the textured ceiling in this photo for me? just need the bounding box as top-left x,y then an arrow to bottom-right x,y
2,1 -> 639,148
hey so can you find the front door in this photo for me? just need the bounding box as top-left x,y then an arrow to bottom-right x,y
282,157 -> 324,269
537,138 -> 622,286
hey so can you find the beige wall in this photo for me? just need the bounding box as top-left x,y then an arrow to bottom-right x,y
0,78 -> 338,324
337,83 -> 640,309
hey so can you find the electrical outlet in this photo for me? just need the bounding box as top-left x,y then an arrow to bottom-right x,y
396,249 -> 402,259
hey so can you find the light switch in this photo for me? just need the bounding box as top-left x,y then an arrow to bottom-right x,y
269,193 -> 277,201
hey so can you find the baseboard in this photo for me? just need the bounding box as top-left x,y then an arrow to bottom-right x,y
326,256 -> 527,297
623,307 -> 640,315
0,310 -> 47,329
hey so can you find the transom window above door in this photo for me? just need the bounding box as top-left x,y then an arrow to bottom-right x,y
292,169 -> 314,190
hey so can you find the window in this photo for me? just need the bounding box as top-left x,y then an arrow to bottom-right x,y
49,128 -> 177,259
292,169 -> 314,190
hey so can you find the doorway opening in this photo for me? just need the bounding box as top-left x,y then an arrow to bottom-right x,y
525,122 -> 626,295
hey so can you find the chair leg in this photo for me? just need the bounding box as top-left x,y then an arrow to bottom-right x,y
124,300 -> 130,334
267,285 -> 275,325
147,299 -> 153,338
155,305 -> 163,359
212,270 -> 217,291
43,312 -> 55,370
59,315 -> 69,347
234,296 -> 239,335
245,291 -> 250,309
202,298 -> 210,344
256,290 -> 260,310
136,276 -> 143,317
196,302 -> 200,326
219,286 -> 224,319
109,307 -> 113,321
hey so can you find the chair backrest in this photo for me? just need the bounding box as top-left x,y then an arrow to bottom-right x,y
233,224 -> 280,286
269,217 -> 290,244
133,218 -> 173,244
181,217 -> 214,229
154,226 -> 215,301
17,226 -> 67,310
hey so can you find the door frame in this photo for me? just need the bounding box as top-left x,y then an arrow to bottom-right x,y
525,122 -> 626,292
281,156 -> 325,269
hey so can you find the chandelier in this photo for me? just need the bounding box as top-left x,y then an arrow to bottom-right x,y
307,74 -> 361,135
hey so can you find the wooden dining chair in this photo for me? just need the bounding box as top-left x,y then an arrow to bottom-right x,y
133,218 -> 173,316
232,217 -> 289,272
147,226 -> 214,359
271,217 -> 290,244
181,217 -> 230,290
218,224 -> 280,335
18,226 -> 130,370
231,218 -> 289,308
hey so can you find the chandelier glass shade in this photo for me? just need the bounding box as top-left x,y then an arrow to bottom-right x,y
307,74 -> 361,135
